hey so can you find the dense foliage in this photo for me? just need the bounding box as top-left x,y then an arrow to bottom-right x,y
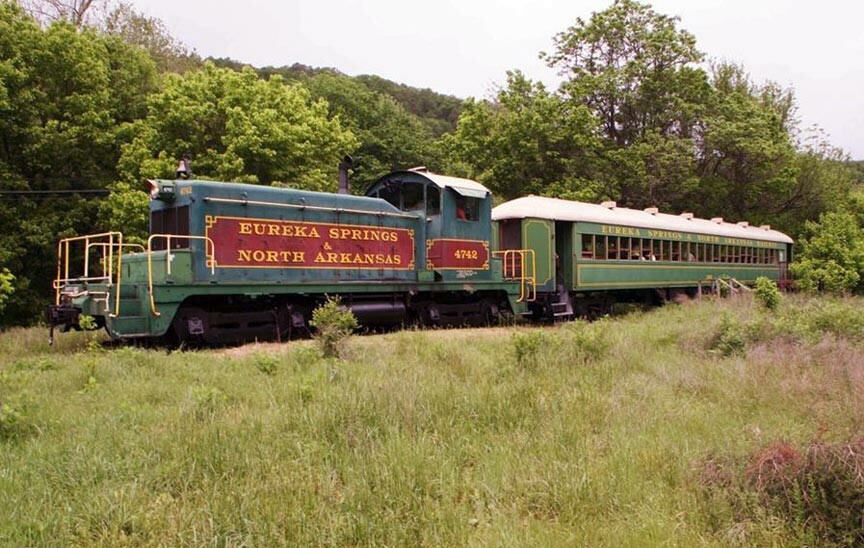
445,0 -> 856,239
0,0 -> 862,326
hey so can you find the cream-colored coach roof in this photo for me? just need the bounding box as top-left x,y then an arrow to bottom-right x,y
492,196 -> 793,244
378,168 -> 491,198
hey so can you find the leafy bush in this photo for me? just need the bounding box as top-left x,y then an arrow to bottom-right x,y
252,353 -> 279,375
511,330 -> 547,368
707,314 -> 749,357
800,300 -> 864,342
753,277 -> 782,311
790,211 -> 864,295
561,319 -> 610,364
0,398 -> 27,440
310,298 -> 358,359
191,385 -> 227,420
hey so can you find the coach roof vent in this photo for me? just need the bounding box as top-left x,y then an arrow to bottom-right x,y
711,217 -> 724,224
644,207 -> 659,215
680,212 -> 694,220
601,201 -> 617,209
760,224 -> 771,230
737,221 -> 749,228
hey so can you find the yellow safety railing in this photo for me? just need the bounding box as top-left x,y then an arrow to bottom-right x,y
54,232 -> 127,316
146,234 -> 216,317
493,249 -> 537,302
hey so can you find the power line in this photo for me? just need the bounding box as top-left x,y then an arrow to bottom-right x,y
0,189 -> 110,198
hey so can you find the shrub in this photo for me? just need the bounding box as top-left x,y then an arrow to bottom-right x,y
511,330 -> 546,368
561,319 -> 610,364
748,439 -> 864,545
0,398 -> 26,440
191,385 -> 227,420
707,314 -> 748,357
252,353 -> 279,375
754,277 -> 782,311
790,211 -> 864,295
310,298 -> 358,359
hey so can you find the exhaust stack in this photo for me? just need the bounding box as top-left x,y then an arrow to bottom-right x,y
338,155 -> 353,195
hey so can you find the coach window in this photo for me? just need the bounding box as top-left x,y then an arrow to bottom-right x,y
631,238 -> 642,260
596,236 -> 607,260
607,237 -> 618,260
620,237 -> 630,260
582,234 -> 594,259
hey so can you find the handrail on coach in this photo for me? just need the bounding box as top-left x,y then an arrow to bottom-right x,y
492,249 -> 536,302
146,234 -> 216,317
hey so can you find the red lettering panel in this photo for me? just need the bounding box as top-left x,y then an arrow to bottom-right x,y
426,239 -> 489,270
205,216 -> 415,270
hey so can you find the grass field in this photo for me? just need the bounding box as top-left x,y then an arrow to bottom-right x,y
2,295 -> 864,546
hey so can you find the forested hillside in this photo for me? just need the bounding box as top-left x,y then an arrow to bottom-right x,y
1,0 -> 863,327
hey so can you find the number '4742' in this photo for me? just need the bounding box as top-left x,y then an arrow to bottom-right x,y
454,249 -> 478,260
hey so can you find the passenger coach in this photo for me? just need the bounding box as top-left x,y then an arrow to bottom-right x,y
492,196 -> 794,318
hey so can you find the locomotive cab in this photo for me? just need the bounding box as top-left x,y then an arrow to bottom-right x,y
368,168 -> 494,281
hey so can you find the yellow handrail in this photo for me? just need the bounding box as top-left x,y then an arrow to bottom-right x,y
146,234 -> 216,317
492,249 -> 536,302
86,242 -> 146,277
54,232 -> 123,307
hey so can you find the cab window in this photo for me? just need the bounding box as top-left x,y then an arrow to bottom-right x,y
402,183 -> 424,211
455,196 -> 480,221
427,186 -> 440,215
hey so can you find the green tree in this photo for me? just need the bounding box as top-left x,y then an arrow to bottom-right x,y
303,72 -> 437,190
790,211 -> 864,294
97,181 -> 149,244
102,2 -> 201,74
118,63 -> 358,191
693,63 -> 798,223
543,0 -> 710,147
0,3 -> 157,324
443,71 -> 601,200
0,268 -> 15,317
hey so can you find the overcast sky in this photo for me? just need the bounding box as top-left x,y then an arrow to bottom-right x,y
133,0 -> 864,159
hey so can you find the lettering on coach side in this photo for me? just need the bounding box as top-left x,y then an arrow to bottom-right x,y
206,216 -> 415,270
